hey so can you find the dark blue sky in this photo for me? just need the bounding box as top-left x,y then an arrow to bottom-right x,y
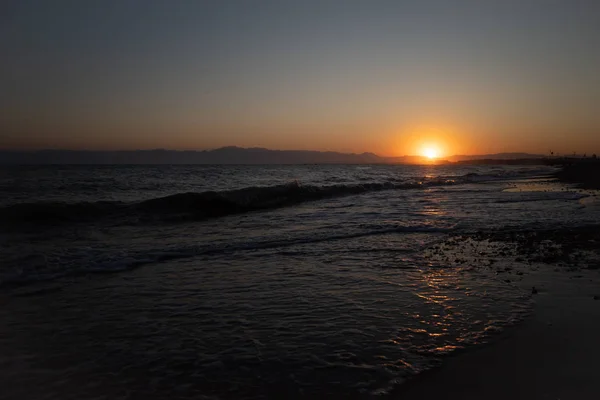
2,0 -> 599,155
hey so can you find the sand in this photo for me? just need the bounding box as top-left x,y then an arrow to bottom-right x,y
398,231 -> 600,400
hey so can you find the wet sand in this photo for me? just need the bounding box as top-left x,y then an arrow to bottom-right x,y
399,229 -> 600,399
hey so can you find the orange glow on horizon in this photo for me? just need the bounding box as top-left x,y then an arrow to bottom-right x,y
391,124 -> 466,158
421,146 -> 441,159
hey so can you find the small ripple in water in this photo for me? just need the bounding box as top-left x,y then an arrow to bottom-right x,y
0,233 -> 531,399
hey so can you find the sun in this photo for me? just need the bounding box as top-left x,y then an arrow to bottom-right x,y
422,147 -> 439,159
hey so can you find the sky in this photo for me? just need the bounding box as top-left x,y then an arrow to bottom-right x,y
1,0 -> 600,156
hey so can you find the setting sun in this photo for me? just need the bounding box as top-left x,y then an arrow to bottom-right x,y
392,124 -> 457,159
423,147 -> 439,159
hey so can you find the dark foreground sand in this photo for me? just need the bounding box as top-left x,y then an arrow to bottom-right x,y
399,229 -> 600,399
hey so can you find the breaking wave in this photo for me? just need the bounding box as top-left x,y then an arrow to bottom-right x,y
0,180 -> 444,226
0,168 -> 553,227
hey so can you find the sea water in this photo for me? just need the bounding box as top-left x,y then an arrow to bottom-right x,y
0,164 -> 597,399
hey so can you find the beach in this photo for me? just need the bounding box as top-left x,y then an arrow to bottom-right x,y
401,283 -> 600,399
4,0 -> 600,397
400,227 -> 600,399
2,164 -> 600,399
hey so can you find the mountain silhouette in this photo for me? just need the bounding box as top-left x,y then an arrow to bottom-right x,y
0,147 -> 543,165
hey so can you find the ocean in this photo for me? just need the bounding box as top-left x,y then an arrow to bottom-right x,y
1,164 -> 598,399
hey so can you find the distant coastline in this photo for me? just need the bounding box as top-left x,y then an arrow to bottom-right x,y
0,147 -> 545,165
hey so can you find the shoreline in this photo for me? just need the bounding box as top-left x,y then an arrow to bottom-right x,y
396,227 -> 600,399
398,285 -> 600,399
2,169 -> 599,399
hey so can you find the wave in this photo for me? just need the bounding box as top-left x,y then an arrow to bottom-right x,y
0,180 -> 441,226
460,167 -> 555,183
1,224 -> 453,288
0,167 -> 553,227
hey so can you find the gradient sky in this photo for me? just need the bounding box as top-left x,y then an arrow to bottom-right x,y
2,0 -> 600,156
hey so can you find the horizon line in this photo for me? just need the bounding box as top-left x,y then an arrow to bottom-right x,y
0,146 -> 547,159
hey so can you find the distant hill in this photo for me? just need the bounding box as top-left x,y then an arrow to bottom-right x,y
446,153 -> 543,162
0,147 -> 545,165
456,158 -> 546,165
0,147 -> 383,165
